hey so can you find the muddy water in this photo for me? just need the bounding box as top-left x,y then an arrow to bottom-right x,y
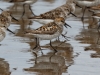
0,0 -> 100,75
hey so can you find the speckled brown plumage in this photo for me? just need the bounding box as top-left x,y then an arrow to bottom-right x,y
0,15 -> 9,27
27,22 -> 59,34
29,0 -> 75,20
26,17 -> 65,40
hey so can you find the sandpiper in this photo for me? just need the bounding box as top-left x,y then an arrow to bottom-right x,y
28,0 -> 76,24
76,0 -> 100,27
0,9 -> 15,34
9,0 -> 37,17
25,17 -> 70,52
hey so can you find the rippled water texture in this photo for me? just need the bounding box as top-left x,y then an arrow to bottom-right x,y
0,0 -> 100,75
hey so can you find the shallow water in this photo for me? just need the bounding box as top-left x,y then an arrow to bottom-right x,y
0,0 -> 100,75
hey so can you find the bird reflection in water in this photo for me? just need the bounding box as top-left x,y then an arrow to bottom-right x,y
24,52 -> 67,75
75,28 -> 100,58
24,39 -> 74,75
9,0 -> 37,18
0,58 -> 11,75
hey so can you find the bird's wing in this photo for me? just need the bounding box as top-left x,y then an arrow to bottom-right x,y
28,5 -> 66,19
26,22 -> 58,35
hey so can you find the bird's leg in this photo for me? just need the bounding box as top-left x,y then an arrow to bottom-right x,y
37,39 -> 44,55
7,28 -> 15,34
33,38 -> 39,50
33,38 -> 43,55
20,4 -> 26,18
61,34 -> 69,41
64,22 -> 72,28
50,40 -> 57,53
10,14 -> 19,21
0,8 -> 3,11
70,12 -> 77,17
49,40 -> 66,62
49,40 -> 67,62
67,8 -> 77,17
32,52 -> 37,64
76,4 -> 82,8
81,7 -> 86,27
29,5 -> 36,16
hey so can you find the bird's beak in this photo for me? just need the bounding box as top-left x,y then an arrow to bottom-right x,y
10,15 -> 19,21
76,4 -> 82,8
0,8 -> 3,11
7,28 -> 15,34
64,23 -> 71,28
69,12 -> 77,17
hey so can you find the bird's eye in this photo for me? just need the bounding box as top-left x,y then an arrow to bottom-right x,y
3,26 -> 5,27
61,20 -> 64,22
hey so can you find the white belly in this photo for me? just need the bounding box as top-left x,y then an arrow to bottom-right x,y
77,1 -> 94,7
34,31 -> 61,40
33,19 -> 54,24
